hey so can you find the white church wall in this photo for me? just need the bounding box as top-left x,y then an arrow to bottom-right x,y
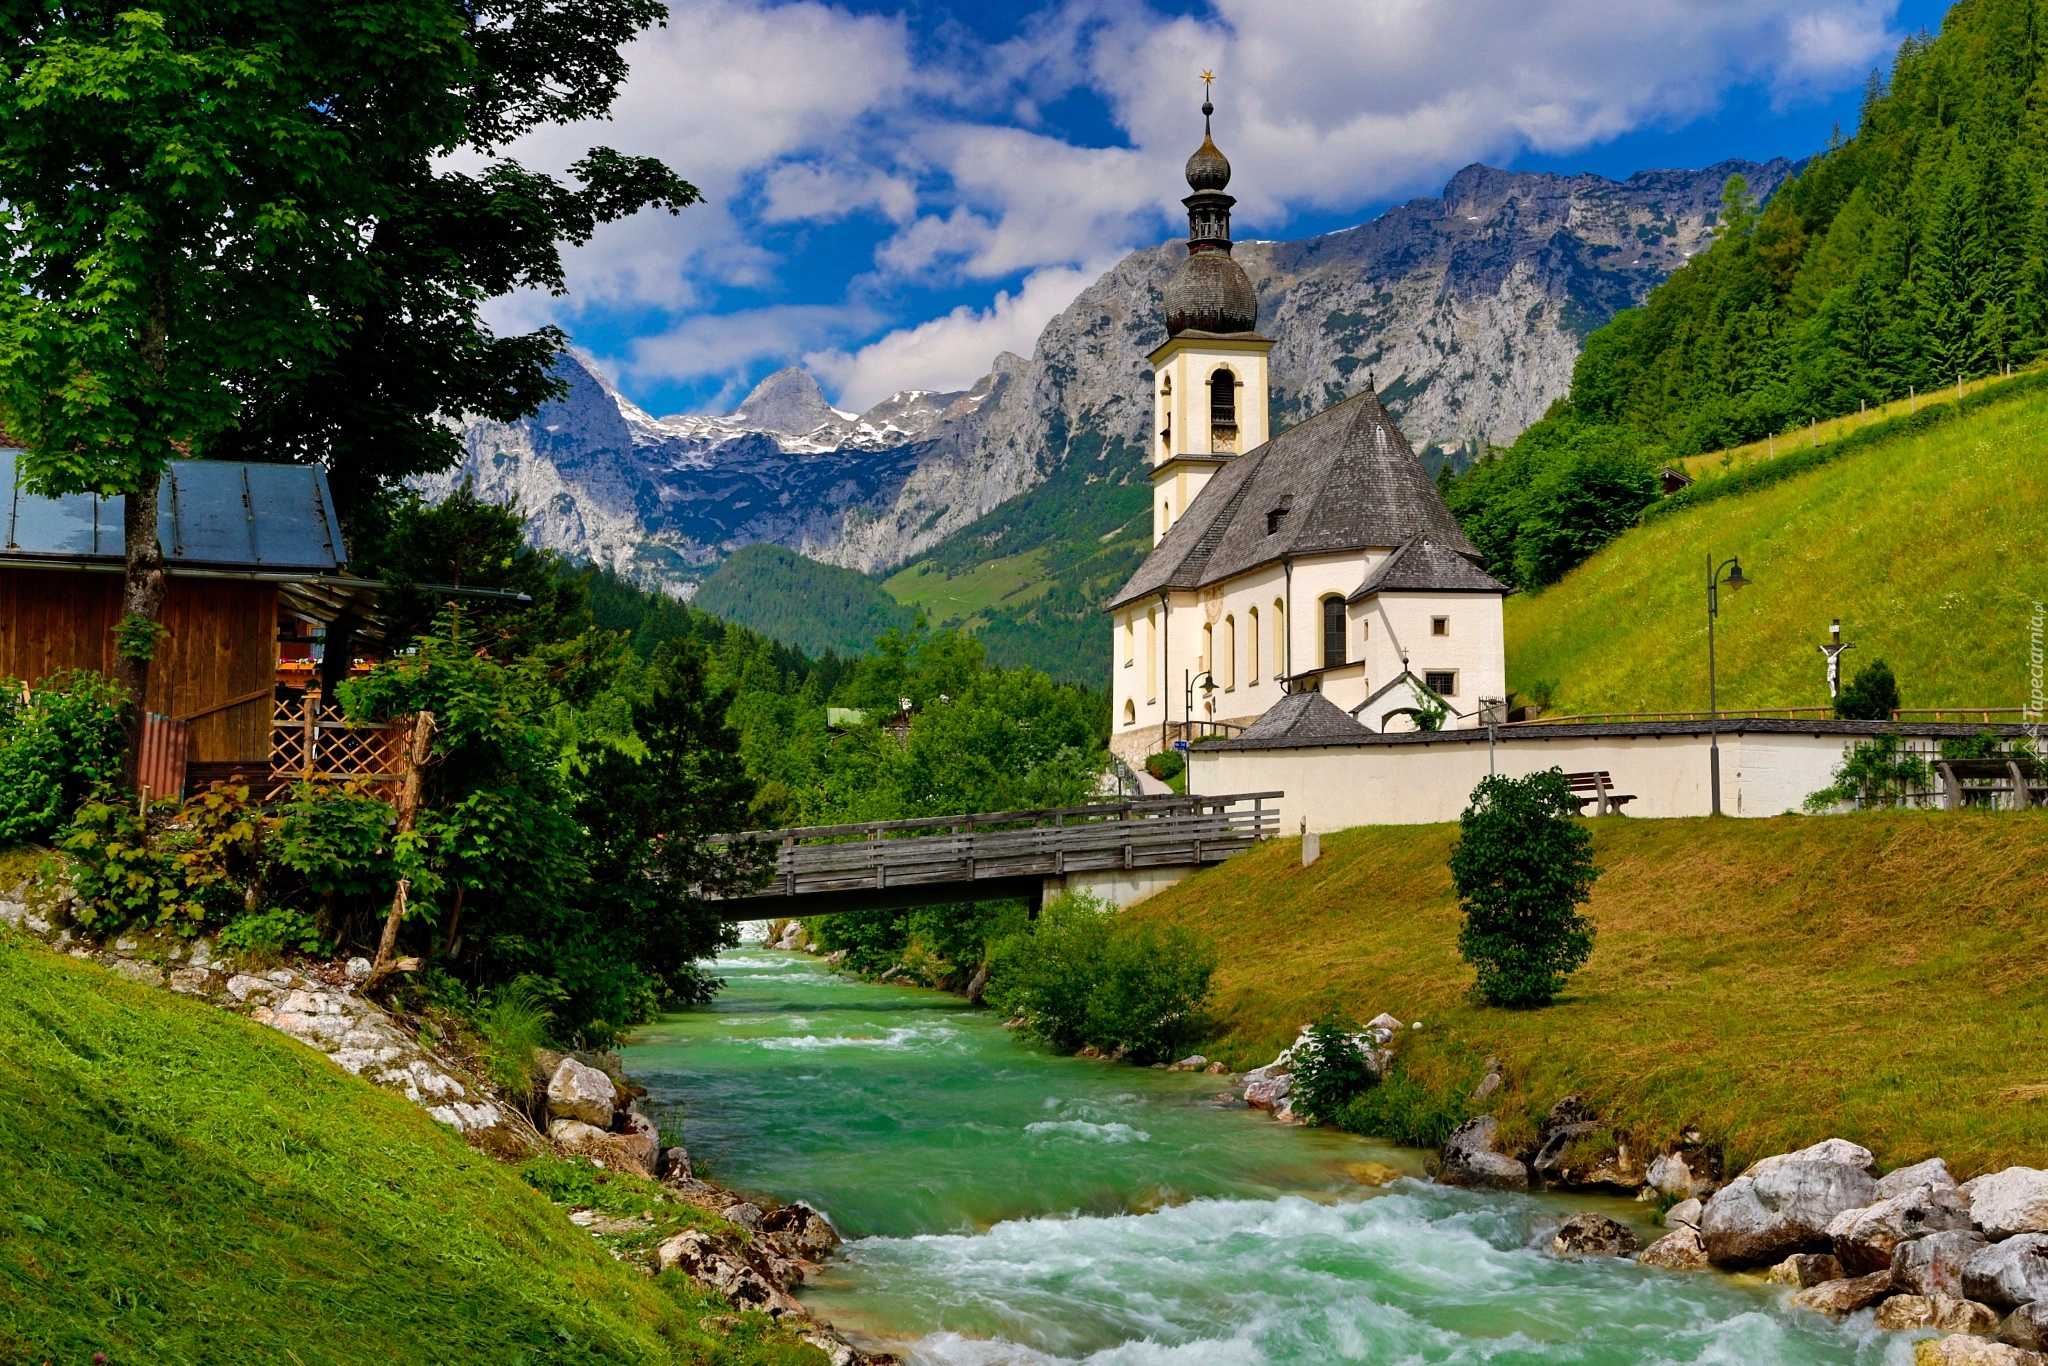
1186,728 -> 1855,831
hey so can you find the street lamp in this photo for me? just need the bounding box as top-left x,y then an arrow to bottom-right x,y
1706,553 -> 1753,816
1183,668 -> 1216,743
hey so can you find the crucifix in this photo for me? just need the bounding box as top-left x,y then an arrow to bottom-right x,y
1818,618 -> 1855,699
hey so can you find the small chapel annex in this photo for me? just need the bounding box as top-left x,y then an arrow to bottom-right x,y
1106,96 -> 1510,769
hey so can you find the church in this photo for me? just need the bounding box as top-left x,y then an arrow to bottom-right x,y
1106,98 -> 1510,771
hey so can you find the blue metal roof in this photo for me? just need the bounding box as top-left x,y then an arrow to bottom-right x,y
1,450 -> 345,573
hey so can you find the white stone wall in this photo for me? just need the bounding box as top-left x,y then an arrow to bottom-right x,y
1186,728 -> 1860,831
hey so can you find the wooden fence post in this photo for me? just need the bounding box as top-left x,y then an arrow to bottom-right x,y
370,711 -> 436,984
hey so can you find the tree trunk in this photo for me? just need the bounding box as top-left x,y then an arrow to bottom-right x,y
117,267 -> 174,791
370,710 -> 435,986
114,466 -> 169,791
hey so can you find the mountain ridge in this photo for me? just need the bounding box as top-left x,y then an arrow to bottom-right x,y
443,157 -> 1795,614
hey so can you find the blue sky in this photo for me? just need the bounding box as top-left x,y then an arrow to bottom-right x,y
488,0 -> 1950,419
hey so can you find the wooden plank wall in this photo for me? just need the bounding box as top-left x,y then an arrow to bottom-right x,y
0,568 -> 277,762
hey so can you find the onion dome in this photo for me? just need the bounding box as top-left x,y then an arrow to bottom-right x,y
1164,252 -> 1258,336
1185,133 -> 1230,191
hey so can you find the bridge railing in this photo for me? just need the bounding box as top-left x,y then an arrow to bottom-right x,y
709,791 -> 1283,903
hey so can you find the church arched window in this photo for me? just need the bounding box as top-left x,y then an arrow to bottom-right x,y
1247,606 -> 1260,683
1123,698 -> 1136,726
1321,595 -> 1346,669
1223,614 -> 1237,689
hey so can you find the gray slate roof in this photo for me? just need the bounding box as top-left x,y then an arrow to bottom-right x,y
2,450 -> 345,573
1109,389 -> 1474,609
1200,716 -> 2034,754
1349,535 -> 1508,601
1233,689 -> 1371,743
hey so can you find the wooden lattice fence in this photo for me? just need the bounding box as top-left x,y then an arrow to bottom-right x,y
269,694 -> 408,797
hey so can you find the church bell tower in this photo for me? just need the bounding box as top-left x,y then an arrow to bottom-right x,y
1148,82 -> 1273,546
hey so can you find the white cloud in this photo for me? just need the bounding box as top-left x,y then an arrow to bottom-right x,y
484,0 -> 1903,410
806,264 -> 1106,411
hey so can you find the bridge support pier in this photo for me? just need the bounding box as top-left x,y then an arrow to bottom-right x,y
1039,864 -> 1195,912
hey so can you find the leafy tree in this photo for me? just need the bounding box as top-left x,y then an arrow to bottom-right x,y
1835,658 -> 1902,720
0,0 -> 694,773
1450,770 -> 1601,1008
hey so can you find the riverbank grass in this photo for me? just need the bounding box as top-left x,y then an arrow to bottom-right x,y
1130,811 -> 2048,1174
0,929 -> 822,1365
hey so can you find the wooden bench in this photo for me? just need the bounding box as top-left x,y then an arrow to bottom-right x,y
1563,771 -> 1635,816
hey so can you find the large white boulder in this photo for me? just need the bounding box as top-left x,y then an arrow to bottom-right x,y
1963,1169 -> 2048,1240
1742,1138 -> 1877,1180
1878,1158 -> 1959,1201
1963,1233 -> 2048,1309
1701,1159 -> 1877,1268
1830,1183 -> 1977,1274
1895,1230 -> 1992,1297
546,1056 -> 617,1127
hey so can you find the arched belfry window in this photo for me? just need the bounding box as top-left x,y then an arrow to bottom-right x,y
1209,368 -> 1237,449
1321,596 -> 1346,669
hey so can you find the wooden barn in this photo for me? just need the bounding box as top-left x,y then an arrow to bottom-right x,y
0,449 -> 369,791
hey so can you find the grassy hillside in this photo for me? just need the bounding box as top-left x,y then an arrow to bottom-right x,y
0,929 -> 819,1365
1129,811 -> 2048,1175
1505,375 -> 2048,714
695,544 -> 914,658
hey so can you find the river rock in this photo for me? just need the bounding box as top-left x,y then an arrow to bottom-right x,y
1833,1183 -> 1978,1274
1897,1231 -> 1993,1297
1789,1270 -> 1896,1317
1437,1116 -> 1530,1191
547,1056 -> 617,1127
1667,1198 -> 1705,1231
965,965 -> 988,1000
549,1118 -> 608,1146
1964,1235 -> 2048,1308
1767,1253 -> 1845,1288
2001,1302 -> 2048,1351
1551,1212 -> 1640,1258
1914,1336 -> 2046,1366
761,1202 -> 841,1260
1344,1161 -> 1402,1187
655,1229 -> 801,1316
1471,1056 -> 1503,1102
1963,1170 -> 2048,1240
1876,1294 -> 2004,1334
1166,1054 -> 1208,1072
1648,1149 -> 1722,1199
1701,1159 -> 1878,1268
1243,1074 -> 1292,1109
1744,1139 -> 1878,1180
1204,1061 -> 1229,1074
1879,1159 -> 1960,1201
660,1146 -> 693,1182
1638,1225 -> 1711,1271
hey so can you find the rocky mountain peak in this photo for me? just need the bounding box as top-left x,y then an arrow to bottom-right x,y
732,367 -> 845,436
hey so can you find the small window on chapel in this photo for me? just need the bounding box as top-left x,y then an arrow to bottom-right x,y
1431,616 -> 1449,637
1425,670 -> 1458,697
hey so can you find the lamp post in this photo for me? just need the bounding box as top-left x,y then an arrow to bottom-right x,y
1706,553 -> 1753,816
1181,669 -> 1215,799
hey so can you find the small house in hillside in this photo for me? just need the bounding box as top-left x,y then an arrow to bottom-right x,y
0,449 -> 371,790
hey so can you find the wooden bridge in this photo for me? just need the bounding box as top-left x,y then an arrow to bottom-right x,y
707,792 -> 1282,920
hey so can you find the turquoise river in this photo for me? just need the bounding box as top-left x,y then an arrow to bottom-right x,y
624,946 -> 1911,1365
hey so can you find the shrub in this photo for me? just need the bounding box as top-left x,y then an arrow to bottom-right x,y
0,671 -> 127,843
1332,1066 -> 1473,1149
1289,1012 -> 1378,1122
1939,728 -> 2002,761
62,784 -> 271,935
218,905 -> 329,957
1803,733 -> 1934,811
1450,769 -> 1600,1008
1145,750 -> 1185,782
983,893 -> 1217,1061
1835,659 -> 1902,721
